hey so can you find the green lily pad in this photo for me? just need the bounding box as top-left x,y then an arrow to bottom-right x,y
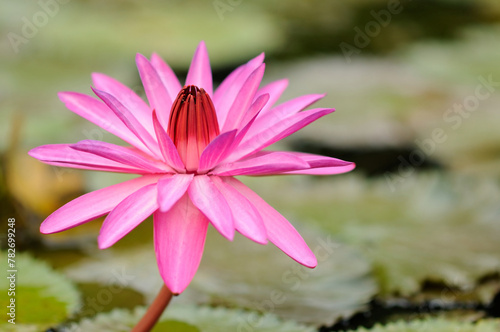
349,318 -> 500,332
403,26 -> 500,176
192,228 -> 377,326
0,251 -> 80,330
64,223 -> 376,326
63,304 -> 315,332
242,172 -> 500,297
153,320 -> 200,332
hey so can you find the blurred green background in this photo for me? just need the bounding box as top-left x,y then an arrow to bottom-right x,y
1,0 -> 500,331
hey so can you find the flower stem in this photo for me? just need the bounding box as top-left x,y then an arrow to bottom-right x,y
131,284 -> 173,332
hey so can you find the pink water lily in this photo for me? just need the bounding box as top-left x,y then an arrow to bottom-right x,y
29,41 -> 355,294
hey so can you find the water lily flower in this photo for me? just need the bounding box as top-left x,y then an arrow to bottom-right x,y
29,41 -> 355,294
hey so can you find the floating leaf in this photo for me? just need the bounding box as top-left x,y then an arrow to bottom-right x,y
192,228 -> 377,326
64,224 -> 376,326
0,251 -> 80,330
242,173 -> 500,297
153,320 -> 200,332
63,304 -> 315,332
349,318 -> 500,332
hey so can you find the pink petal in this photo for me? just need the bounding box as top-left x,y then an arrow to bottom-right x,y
70,140 -> 169,173
136,54 -> 172,131
157,174 -> 194,212
150,53 -> 182,102
213,53 -> 264,102
209,95 -> 269,168
254,79 -> 288,115
274,152 -> 356,175
249,94 -> 326,136
213,53 -> 265,127
228,108 -> 335,162
237,93 -> 269,133
212,151 -> 310,176
29,144 -> 146,173
58,92 -> 150,154
221,64 -> 266,132
98,183 -> 159,249
225,177 -> 317,268
39,175 -> 162,234
154,194 -> 209,294
92,87 -> 163,159
152,110 -> 185,172
185,41 -> 213,96
91,73 -> 154,135
212,177 -> 267,244
197,130 -> 237,173
188,175 -> 234,240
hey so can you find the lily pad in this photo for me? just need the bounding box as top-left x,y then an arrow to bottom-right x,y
0,251 -> 80,330
403,26 -> 500,176
63,304 -> 315,332
192,228 -> 377,326
349,318 -> 500,332
64,224 -> 377,326
242,172 -> 500,297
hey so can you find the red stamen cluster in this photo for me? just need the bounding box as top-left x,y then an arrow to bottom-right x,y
167,85 -> 220,172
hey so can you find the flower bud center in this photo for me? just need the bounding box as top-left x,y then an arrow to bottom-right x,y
167,85 -> 220,172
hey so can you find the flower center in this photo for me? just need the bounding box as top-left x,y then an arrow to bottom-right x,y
167,85 -> 220,172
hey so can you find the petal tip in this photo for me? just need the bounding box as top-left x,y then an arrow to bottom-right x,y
90,72 -> 104,81
218,226 -> 235,242
197,40 -> 207,49
27,147 -> 39,159
135,53 -> 149,65
97,236 -> 113,250
251,236 -> 268,245
57,91 -> 71,102
165,281 -> 186,295
39,222 -> 56,234
302,255 -> 318,269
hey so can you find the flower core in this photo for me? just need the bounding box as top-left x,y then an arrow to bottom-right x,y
167,85 -> 220,172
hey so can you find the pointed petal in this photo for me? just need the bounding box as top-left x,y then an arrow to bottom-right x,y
254,79 -> 288,115
185,41 -> 213,96
214,52 -> 264,102
206,94 -> 269,168
29,144 -> 147,173
228,108 -> 335,162
136,53 -> 172,130
39,175 -> 162,234
212,177 -> 267,244
248,94 -> 325,136
213,53 -> 265,127
150,53 -> 182,102
221,64 -> 265,132
92,87 -> 163,159
98,183 -> 158,249
225,177 -> 317,268
197,130 -> 237,173
91,73 -> 154,135
152,110 -> 185,172
188,175 -> 234,240
212,151 -> 310,176
58,92 -> 150,154
237,93 -> 269,134
70,140 -> 169,173
272,152 -> 356,175
157,174 -> 193,212
154,194 -> 209,294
